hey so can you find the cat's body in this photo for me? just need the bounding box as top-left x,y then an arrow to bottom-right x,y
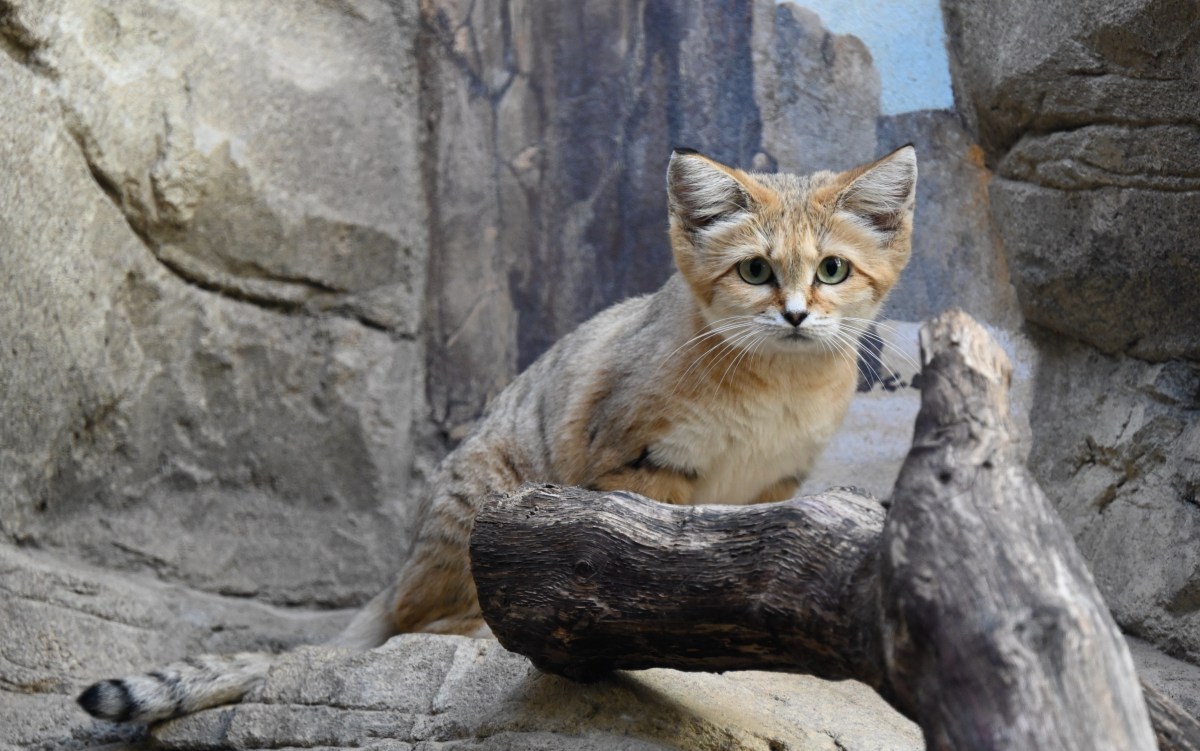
78,146 -> 917,725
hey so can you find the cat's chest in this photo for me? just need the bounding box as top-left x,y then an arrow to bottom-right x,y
652,377 -> 852,505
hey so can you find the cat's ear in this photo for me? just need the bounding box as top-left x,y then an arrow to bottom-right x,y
835,145 -> 917,238
667,148 -> 755,235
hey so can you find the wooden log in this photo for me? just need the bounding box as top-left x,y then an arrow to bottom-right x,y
877,310 -> 1154,749
470,310 -> 1190,750
471,483 -> 888,684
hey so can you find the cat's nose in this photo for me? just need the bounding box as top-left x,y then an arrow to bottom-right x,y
782,310 -> 808,327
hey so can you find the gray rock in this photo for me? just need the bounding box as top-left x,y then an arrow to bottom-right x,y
1027,336 -> 1200,663
0,0 -> 425,606
998,124 -> 1200,192
942,0 -> 1200,361
151,636 -> 923,751
991,179 -> 1200,361
752,1 -> 880,174
941,0 -> 1200,160
943,0 -> 1200,671
0,541 -> 347,749
1127,636 -> 1200,719
25,0 -> 426,331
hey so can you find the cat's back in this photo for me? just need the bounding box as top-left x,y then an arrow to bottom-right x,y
461,277 -> 687,479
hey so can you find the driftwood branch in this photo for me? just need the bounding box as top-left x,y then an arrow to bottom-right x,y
470,310 -> 1195,750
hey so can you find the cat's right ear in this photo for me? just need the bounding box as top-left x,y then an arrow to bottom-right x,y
667,149 -> 754,235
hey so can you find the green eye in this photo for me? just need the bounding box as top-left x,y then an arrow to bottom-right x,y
815,256 -> 850,284
737,257 -> 773,285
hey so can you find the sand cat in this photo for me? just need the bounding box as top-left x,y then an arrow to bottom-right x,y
79,145 -> 917,723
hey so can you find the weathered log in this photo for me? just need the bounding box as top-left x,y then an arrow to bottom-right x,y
470,310 -> 1196,750
472,483 -> 887,683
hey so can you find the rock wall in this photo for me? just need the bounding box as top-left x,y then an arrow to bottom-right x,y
943,0 -> 1200,661
1,0 -> 428,607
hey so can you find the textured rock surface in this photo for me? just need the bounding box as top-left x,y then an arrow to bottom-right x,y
991,181 -> 1200,361
0,0 -> 425,606
752,1 -> 879,174
942,0 -> 1200,361
943,0 -> 1200,665
0,541 -> 347,750
0,541 -> 923,751
1027,336 -> 1200,662
942,0 -> 1199,160
149,637 -> 924,751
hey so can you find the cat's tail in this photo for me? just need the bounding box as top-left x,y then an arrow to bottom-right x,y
76,652 -> 273,724
77,583 -> 402,725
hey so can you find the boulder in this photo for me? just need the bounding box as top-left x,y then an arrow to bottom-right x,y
942,0 -> 1200,361
151,638 -> 925,751
991,181 -> 1200,361
1027,336 -> 1200,663
941,0 -> 1199,160
0,0 -> 425,606
943,0 -> 1200,664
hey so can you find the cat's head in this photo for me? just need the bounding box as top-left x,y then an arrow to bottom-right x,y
666,146 -> 916,355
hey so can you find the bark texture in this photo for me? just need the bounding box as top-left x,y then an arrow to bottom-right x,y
472,310 -> 1187,750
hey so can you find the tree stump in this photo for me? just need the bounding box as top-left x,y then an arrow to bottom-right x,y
470,310 -> 1194,750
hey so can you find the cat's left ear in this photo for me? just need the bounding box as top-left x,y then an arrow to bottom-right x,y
835,145 -> 917,239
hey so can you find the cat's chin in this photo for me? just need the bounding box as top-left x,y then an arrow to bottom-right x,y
755,330 -> 830,355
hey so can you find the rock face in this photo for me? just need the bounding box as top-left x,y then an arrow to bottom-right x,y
0,0 -> 425,607
943,0 -> 1200,661
1027,337 -> 1200,663
151,637 -> 923,751
943,0 -> 1200,361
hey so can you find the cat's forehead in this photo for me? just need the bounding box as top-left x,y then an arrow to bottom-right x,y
742,169 -> 842,244
749,169 -> 839,194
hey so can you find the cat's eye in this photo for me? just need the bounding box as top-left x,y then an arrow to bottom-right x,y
737,257 -> 773,285
815,256 -> 850,285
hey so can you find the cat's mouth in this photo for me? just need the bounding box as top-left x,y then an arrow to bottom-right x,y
780,329 -> 811,341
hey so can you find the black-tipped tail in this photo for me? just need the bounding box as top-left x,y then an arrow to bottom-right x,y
78,679 -> 136,723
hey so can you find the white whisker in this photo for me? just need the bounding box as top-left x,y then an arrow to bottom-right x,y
668,322 -> 761,400
837,318 -> 922,376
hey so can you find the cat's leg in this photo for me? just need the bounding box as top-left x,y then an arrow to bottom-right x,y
588,464 -> 696,505
752,476 -> 800,504
381,452 -> 508,636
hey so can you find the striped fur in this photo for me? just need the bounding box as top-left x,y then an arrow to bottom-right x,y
78,147 -> 916,724
77,654 -> 271,724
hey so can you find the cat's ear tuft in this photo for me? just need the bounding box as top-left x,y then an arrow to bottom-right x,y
837,145 -> 917,236
667,152 -> 752,234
